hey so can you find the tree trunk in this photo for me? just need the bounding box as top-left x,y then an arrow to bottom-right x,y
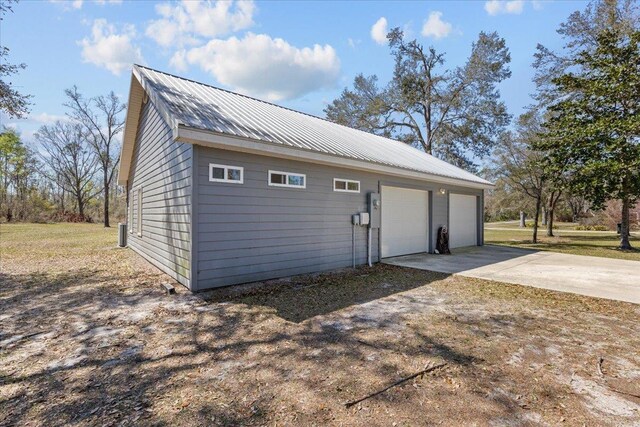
620,198 -> 632,250
547,192 -> 561,237
2,156 -> 8,221
77,193 -> 85,220
532,194 -> 542,244
519,211 -> 526,228
103,175 -> 110,227
542,207 -> 547,226
61,187 -> 65,213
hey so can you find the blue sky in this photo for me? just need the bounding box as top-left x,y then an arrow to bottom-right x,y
2,0 -> 588,144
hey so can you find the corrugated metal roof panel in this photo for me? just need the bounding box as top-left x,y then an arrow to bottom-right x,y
135,65 -> 491,186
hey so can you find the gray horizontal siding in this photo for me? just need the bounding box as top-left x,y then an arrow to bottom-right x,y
127,98 -> 192,288
194,146 -> 482,289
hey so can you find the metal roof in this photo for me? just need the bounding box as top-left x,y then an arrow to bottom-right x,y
119,65 -> 492,187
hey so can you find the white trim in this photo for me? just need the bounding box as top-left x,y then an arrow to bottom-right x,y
177,127 -> 494,190
128,186 -> 133,234
209,163 -> 244,184
333,178 -> 360,193
268,170 -> 306,189
137,187 -> 142,237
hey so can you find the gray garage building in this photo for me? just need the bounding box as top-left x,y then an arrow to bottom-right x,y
117,65 -> 492,291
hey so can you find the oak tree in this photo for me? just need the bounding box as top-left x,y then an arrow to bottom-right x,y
537,30 -> 640,249
325,29 -> 511,171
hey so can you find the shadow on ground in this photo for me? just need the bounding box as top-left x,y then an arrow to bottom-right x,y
201,264 -> 450,323
0,264 -> 499,426
2,250 -> 639,426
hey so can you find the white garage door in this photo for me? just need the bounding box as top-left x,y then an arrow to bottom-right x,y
449,193 -> 478,248
381,186 -> 429,258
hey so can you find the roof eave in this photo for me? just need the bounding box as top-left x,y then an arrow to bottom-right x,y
117,73 -> 144,186
176,125 -> 494,190
117,66 -> 181,186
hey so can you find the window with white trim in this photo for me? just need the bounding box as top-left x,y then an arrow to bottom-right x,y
209,163 -> 244,183
333,178 -> 360,193
137,187 -> 142,237
268,170 -> 306,188
128,187 -> 133,234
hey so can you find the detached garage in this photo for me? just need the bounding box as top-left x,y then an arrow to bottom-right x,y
118,65 -> 492,291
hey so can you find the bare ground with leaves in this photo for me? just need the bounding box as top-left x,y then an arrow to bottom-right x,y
1,223 -> 639,426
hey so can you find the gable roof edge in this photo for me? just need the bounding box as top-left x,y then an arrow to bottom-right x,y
117,65 -> 180,186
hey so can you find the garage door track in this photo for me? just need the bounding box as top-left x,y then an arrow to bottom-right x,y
384,245 -> 640,304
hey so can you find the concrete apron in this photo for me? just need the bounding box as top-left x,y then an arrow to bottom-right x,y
383,245 -> 640,305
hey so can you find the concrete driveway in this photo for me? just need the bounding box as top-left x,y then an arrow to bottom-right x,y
384,245 -> 640,304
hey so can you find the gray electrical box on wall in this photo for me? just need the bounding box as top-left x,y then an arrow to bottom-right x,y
368,192 -> 381,228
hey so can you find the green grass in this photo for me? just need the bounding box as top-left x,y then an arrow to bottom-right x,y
485,220 -> 595,230
485,226 -> 640,261
2,222 -> 638,269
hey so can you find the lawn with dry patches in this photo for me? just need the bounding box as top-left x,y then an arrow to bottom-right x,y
1,223 -> 639,426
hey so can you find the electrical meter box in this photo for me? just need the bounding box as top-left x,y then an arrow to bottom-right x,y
368,192 -> 381,229
360,212 -> 370,225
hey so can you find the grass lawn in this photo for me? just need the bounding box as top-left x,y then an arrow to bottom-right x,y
485,220 -> 596,231
1,223 -> 639,426
485,223 -> 640,262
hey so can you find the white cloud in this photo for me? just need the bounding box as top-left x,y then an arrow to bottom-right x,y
531,0 -> 544,10
145,19 -> 185,48
370,17 -> 388,45
145,0 -> 338,101
184,33 -> 340,101
2,112 -> 66,127
79,19 -> 145,75
49,0 -> 121,9
169,50 -> 188,72
484,0 -> 525,15
347,38 -> 361,49
146,0 -> 255,48
1,112 -> 68,143
48,0 -> 84,9
29,113 -> 67,124
421,11 -> 452,39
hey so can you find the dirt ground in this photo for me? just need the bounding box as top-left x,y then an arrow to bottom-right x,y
1,224 -> 640,426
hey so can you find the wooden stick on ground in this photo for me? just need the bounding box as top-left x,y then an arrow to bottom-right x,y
596,357 -> 604,377
344,362 -> 447,408
608,386 -> 640,400
596,356 -> 640,400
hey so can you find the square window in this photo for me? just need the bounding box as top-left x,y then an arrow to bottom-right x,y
288,175 -> 304,187
227,168 -> 241,181
335,180 -> 346,190
211,167 -> 224,180
270,173 -> 287,185
347,181 -> 359,191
